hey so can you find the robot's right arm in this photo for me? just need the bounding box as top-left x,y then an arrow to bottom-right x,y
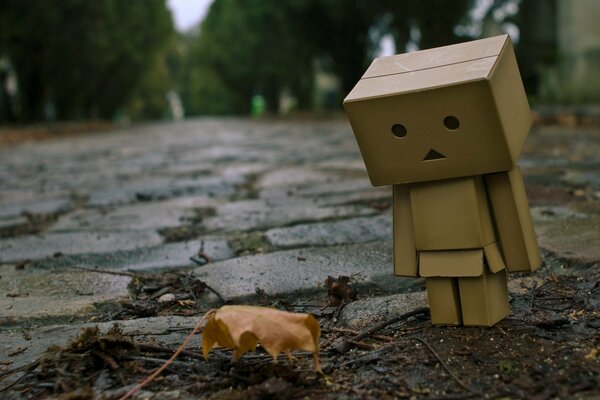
393,184 -> 419,277
485,166 -> 541,272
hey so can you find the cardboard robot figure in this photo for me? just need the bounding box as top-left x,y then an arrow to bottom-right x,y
344,35 -> 541,326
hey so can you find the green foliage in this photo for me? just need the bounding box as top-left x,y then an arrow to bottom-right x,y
186,66 -> 237,115
1,0 -> 174,122
182,0 -> 315,115
126,55 -> 171,121
1,0 -> 477,120
182,0 -> 474,116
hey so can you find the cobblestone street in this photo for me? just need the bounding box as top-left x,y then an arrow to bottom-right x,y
1,118 -> 599,398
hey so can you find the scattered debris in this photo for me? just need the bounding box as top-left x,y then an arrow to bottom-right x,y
325,275 -> 356,306
121,271 -> 226,317
1,325 -> 139,397
157,293 -> 176,303
1,269 -> 598,399
7,347 -> 27,357
190,240 -> 212,266
0,212 -> 61,239
585,349 -> 598,361
70,267 -> 226,318
14,260 -> 30,270
332,307 -> 429,354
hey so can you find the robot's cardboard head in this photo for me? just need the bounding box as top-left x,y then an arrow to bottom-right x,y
344,35 -> 532,186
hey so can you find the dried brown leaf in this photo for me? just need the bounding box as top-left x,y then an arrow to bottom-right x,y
202,305 -> 321,371
121,306 -> 321,400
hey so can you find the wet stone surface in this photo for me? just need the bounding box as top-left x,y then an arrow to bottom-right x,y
0,119 -> 599,398
0,231 -> 164,262
265,214 -> 392,248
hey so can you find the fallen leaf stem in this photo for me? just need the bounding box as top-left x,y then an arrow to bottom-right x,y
119,310 -> 213,400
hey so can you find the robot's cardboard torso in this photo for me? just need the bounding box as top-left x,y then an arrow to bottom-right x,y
403,174 -> 507,279
409,176 -> 494,251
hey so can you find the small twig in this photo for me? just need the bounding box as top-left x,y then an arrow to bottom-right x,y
287,304 -> 327,308
345,339 -> 379,350
395,323 -> 429,334
34,382 -> 55,389
119,311 -> 213,400
120,355 -> 191,367
0,360 -> 40,392
190,241 -> 212,266
338,344 -> 395,368
332,307 -> 429,353
424,393 -> 480,400
495,325 -> 508,336
412,337 -> 479,395
330,327 -> 394,342
190,254 -> 211,266
69,266 -> 136,277
327,301 -> 346,325
93,351 -> 120,370
136,344 -> 205,359
148,286 -> 172,300
529,282 -> 539,310
536,304 -> 573,312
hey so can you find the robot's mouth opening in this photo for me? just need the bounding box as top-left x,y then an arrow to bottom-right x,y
423,148 -> 447,161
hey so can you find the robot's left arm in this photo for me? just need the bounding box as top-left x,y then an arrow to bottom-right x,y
484,166 -> 542,273
392,184 -> 418,277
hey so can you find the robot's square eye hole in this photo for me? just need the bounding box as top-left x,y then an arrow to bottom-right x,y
444,116 -> 460,130
391,124 -> 407,138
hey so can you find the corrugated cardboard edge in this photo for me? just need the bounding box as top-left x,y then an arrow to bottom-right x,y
363,34 -> 508,79
487,37 -> 533,165
484,242 -> 506,273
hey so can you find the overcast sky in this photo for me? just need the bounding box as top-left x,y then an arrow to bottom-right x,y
167,0 -> 214,32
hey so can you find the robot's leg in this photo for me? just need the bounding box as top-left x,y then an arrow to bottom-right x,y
425,277 -> 462,325
458,268 -> 509,326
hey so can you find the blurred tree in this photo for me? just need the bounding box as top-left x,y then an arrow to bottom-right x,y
126,53 -> 172,121
183,0 -> 315,115
0,0 -> 173,122
515,0 -> 557,96
182,0 -> 476,115
285,0 -> 382,97
386,0 -> 473,51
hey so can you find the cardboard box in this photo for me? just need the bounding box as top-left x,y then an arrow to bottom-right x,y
343,34 -> 532,186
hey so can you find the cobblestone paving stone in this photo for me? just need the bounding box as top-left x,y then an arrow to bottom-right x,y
0,119 -> 599,393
